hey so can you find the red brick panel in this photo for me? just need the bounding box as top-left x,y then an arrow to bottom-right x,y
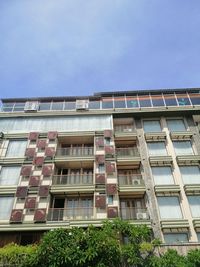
25,148 -> 36,158
37,139 -> 47,149
107,207 -> 118,218
42,165 -> 53,176
25,197 -> 37,209
105,162 -> 116,173
38,185 -> 49,197
33,156 -> 45,166
16,186 -> 28,198
10,209 -> 23,223
104,130 -> 112,138
20,166 -> 32,176
95,155 -> 105,164
95,195 -> 106,208
28,132 -> 39,141
47,131 -> 58,140
34,209 -> 46,222
105,146 -> 115,157
106,184 -> 117,195
29,176 -> 40,187
45,147 -> 56,157
95,137 -> 104,148
95,173 -> 105,184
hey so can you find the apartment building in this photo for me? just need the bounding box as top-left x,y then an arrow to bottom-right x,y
0,88 -> 200,247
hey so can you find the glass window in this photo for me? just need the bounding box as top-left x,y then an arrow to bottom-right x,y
189,93 -> 200,105
13,102 -> 25,111
152,167 -> 174,185
102,98 -> 113,109
173,141 -> 194,155
139,95 -> 151,107
126,97 -> 139,108
2,103 -> 14,112
164,94 -> 177,106
157,196 -> 182,219
98,164 -> 105,173
197,233 -> 200,242
148,142 -> 167,156
188,196 -> 200,218
0,197 -> 14,220
6,140 -> 27,157
167,119 -> 186,132
114,97 -> 126,108
176,94 -> 191,106
64,102 -> 76,110
39,102 -> 51,111
151,95 -> 165,107
108,195 -> 113,205
89,101 -> 100,109
180,166 -> 200,184
143,120 -> 161,132
51,102 -> 64,110
0,166 -> 21,185
164,233 -> 188,244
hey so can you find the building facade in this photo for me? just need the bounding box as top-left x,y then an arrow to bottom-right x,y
0,88 -> 200,247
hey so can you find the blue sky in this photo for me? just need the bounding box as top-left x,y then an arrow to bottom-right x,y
0,0 -> 200,98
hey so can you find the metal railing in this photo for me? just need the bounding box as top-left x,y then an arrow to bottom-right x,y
47,208 -> 94,221
120,208 -> 149,220
114,125 -> 135,132
116,147 -> 140,157
52,174 -> 93,185
118,174 -> 144,186
56,147 -> 94,157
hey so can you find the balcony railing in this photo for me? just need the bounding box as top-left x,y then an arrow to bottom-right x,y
114,125 -> 135,133
56,147 -> 94,157
47,208 -> 94,221
116,147 -> 139,157
52,174 -> 93,185
118,174 -> 144,186
120,208 -> 149,220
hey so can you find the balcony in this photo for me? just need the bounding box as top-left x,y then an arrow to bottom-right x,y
120,207 -> 149,221
118,174 -> 145,193
116,147 -> 140,166
47,208 -> 94,221
114,125 -> 137,141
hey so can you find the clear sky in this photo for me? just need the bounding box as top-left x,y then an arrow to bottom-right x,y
0,0 -> 200,98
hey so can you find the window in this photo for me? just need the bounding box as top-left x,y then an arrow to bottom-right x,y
173,141 -> 194,155
148,142 -> 167,156
0,166 -> 21,185
151,167 -> 174,185
197,233 -> 200,242
180,166 -> 200,184
143,120 -> 161,132
98,164 -> 105,173
151,95 -> 165,107
6,140 -> 27,157
164,233 -> 188,244
108,195 -> 113,205
0,197 -> 14,220
188,196 -> 200,218
157,196 -> 182,219
167,119 -> 186,132
139,95 -> 152,107
164,94 -> 177,106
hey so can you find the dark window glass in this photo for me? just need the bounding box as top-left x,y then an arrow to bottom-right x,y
190,94 -> 200,105
151,95 -> 165,107
39,102 -> 51,110
164,95 -> 177,106
102,99 -> 113,109
139,96 -> 151,107
176,94 -> 190,106
89,101 -> 100,109
64,102 -> 76,110
51,102 -> 64,110
2,103 -> 14,112
126,97 -> 139,108
13,102 -> 25,111
114,98 -> 126,108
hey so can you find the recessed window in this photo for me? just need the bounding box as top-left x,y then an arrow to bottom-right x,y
0,166 -> 21,185
164,94 -> 177,106
151,166 -> 174,185
151,95 -> 165,107
0,197 -> 14,220
143,120 -> 161,133
126,97 -> 139,108
148,142 -> 167,156
6,140 -> 27,157
164,233 -> 188,244
157,196 -> 182,219
188,196 -> 200,218
139,95 -> 151,107
98,164 -> 105,173
196,233 -> 200,242
167,119 -> 186,132
180,166 -> 200,184
108,195 -> 113,205
173,141 -> 194,155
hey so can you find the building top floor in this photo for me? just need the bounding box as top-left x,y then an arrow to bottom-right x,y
1,88 -> 200,113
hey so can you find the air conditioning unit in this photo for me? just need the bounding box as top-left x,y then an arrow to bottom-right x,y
76,100 -> 89,110
24,101 -> 39,112
136,212 -> 148,220
133,179 -> 141,185
123,128 -> 132,132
